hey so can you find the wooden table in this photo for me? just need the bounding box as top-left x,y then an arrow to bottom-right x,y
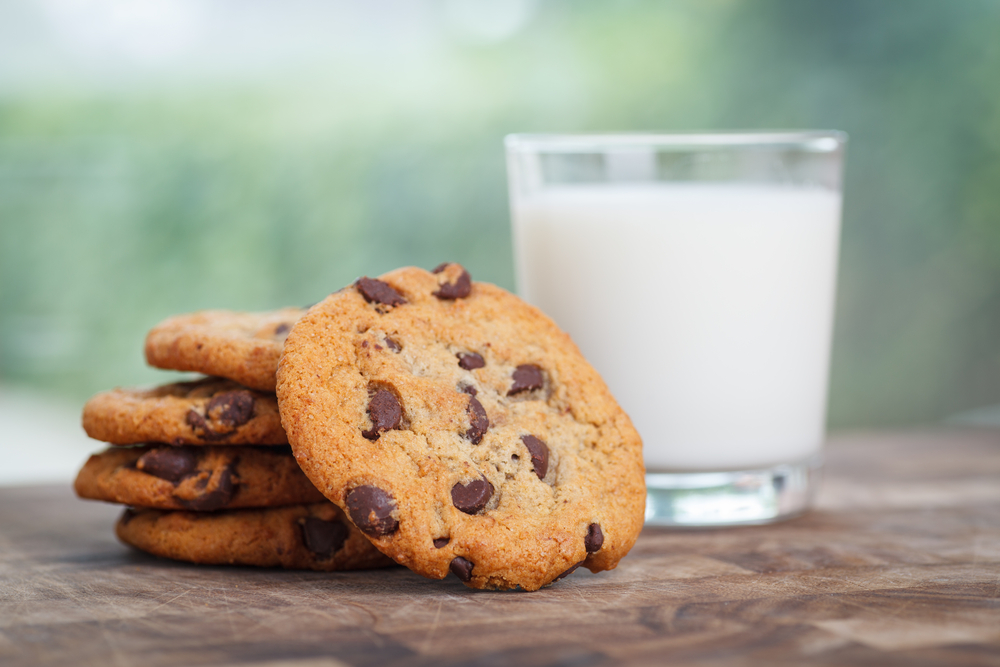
3,429 -> 999,666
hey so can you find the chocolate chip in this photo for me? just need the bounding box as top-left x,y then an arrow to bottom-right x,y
553,561 -> 584,582
300,517 -> 349,559
466,396 -> 489,445
520,435 -> 549,480
432,263 -> 450,274
346,485 -> 399,536
508,364 -> 544,395
205,390 -> 255,427
362,389 -> 402,440
177,465 -> 236,511
274,322 -> 291,337
433,537 -> 450,548
384,336 -> 402,352
460,384 -> 477,396
451,477 -> 493,514
136,447 -> 199,483
450,556 -> 474,581
185,410 -> 229,441
457,352 -> 485,370
432,264 -> 472,300
585,523 -> 604,553
356,277 -> 406,307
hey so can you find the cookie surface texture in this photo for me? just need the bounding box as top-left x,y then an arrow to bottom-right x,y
82,377 -> 286,446
276,265 -> 645,590
115,503 -> 395,571
75,445 -> 326,510
145,308 -> 305,392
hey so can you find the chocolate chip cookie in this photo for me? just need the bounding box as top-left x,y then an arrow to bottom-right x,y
82,377 -> 286,446
145,308 -> 305,392
75,445 -> 325,511
116,502 -> 395,571
277,264 -> 646,591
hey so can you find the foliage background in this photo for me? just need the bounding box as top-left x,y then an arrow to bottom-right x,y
1,0 -> 999,428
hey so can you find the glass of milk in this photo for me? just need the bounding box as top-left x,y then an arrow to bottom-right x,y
505,132 -> 846,526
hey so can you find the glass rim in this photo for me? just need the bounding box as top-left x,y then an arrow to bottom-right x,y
505,130 -> 847,154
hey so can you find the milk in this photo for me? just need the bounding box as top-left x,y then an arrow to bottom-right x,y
512,183 -> 841,471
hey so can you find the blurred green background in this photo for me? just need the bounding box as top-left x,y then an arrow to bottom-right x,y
1,0 -> 999,429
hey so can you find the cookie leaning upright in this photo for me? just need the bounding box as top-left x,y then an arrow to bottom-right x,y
145,308 -> 305,392
277,264 -> 645,591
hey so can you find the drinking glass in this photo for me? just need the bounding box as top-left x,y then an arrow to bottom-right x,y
505,132 -> 846,526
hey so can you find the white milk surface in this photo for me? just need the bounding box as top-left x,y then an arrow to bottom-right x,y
512,184 -> 842,471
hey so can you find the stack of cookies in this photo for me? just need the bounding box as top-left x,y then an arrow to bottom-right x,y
76,263 -> 646,590
74,311 -> 393,571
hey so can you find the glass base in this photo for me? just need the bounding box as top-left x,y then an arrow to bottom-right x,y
644,455 -> 822,527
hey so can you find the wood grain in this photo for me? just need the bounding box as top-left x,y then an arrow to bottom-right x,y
1,428 -> 999,666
